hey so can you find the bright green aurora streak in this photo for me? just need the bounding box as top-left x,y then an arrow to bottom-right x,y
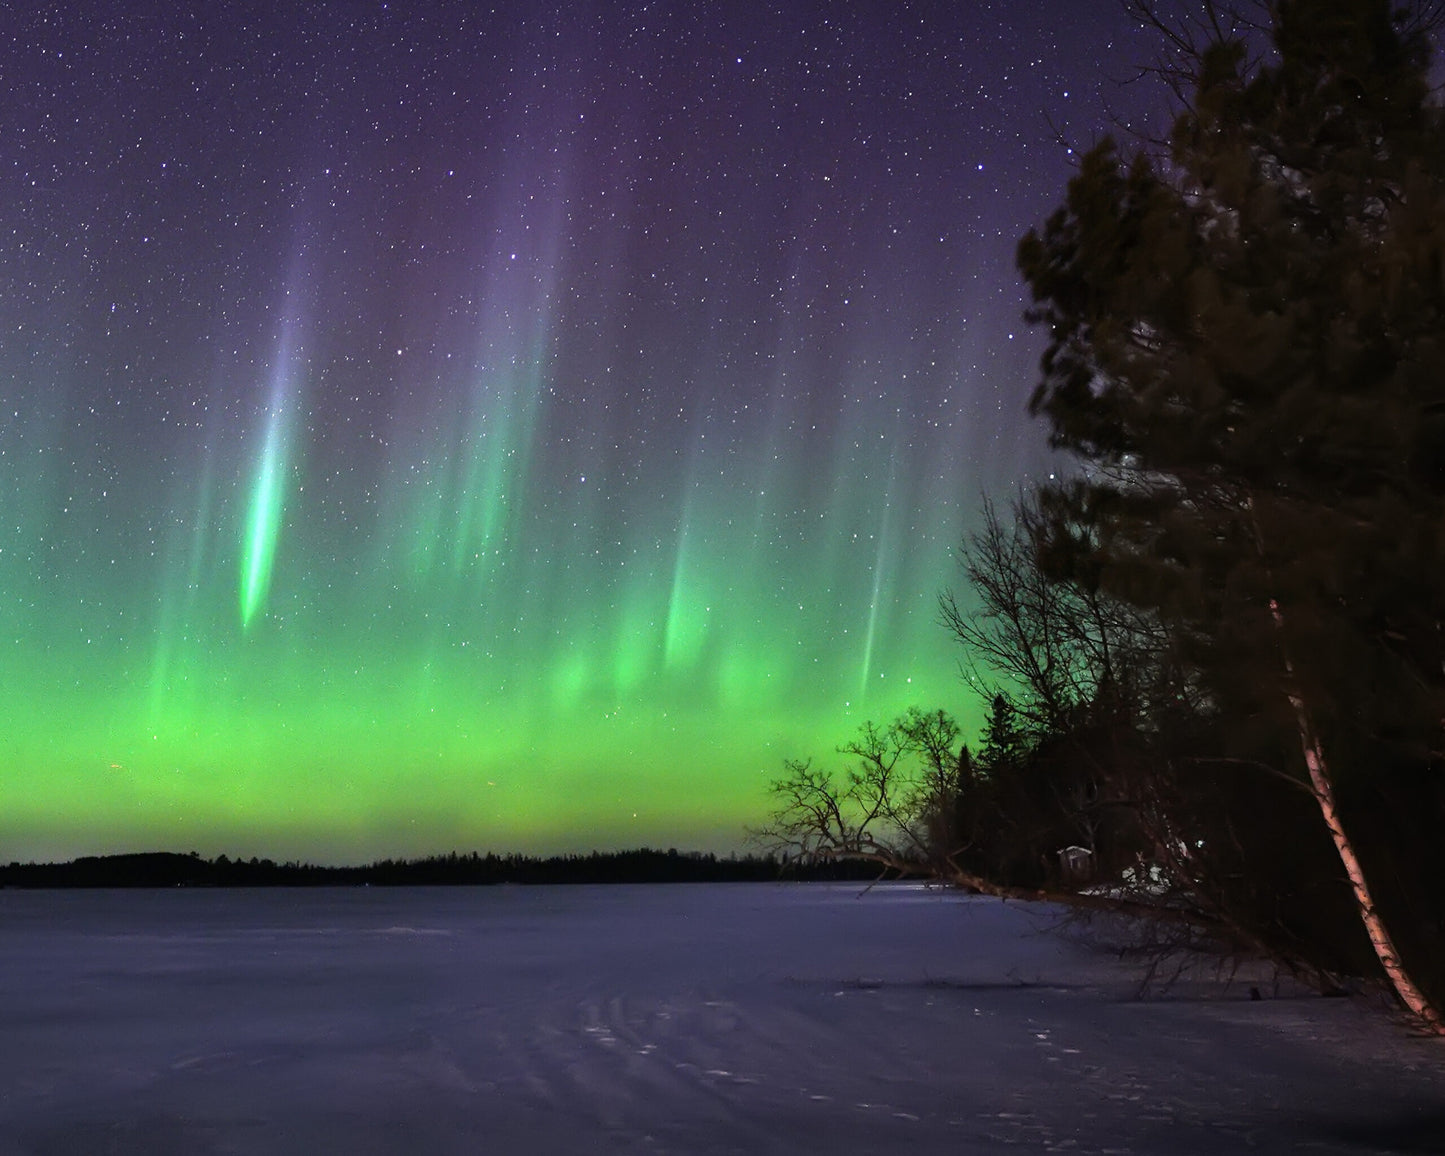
240,399 -> 292,631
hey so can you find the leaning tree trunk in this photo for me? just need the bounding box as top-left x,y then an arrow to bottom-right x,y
1269,599 -> 1445,1034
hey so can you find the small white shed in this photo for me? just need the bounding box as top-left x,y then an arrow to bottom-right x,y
1057,845 -> 1094,883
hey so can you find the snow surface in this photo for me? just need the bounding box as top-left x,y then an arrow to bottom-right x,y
0,883 -> 1442,1154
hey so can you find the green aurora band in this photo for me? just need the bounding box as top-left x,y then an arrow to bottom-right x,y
0,0 -> 1118,864
2,305 -> 992,863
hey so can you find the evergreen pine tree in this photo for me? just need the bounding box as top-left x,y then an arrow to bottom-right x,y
977,693 -> 1028,778
1018,0 -> 1445,1030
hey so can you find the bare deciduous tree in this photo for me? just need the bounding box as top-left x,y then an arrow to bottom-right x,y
938,494 -> 1179,733
756,707 -> 1208,925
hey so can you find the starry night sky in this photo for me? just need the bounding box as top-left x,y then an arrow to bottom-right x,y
2,2 -> 1171,862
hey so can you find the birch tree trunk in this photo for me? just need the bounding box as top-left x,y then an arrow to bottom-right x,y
1269,599 -> 1445,1034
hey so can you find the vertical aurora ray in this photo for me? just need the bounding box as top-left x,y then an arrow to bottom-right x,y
858,447 -> 899,699
664,507 -> 703,670
240,323 -> 303,631
388,181 -> 563,598
146,442 -> 216,727
449,346 -> 545,576
664,431 -> 715,673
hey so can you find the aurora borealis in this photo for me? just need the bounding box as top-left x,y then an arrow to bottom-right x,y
2,2 -> 1161,862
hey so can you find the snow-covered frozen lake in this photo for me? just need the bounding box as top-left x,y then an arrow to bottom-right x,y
1,883 -> 1441,1154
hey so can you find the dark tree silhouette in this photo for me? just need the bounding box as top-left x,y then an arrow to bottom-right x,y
757,706 -> 1195,924
1018,0 -> 1445,1031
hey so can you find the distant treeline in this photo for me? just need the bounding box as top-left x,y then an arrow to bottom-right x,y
0,848 -> 888,889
